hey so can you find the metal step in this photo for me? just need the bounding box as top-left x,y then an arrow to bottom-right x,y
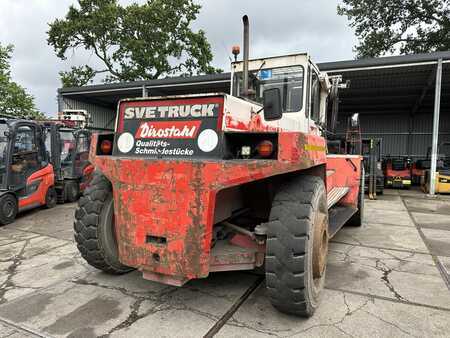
328,206 -> 358,238
327,187 -> 350,209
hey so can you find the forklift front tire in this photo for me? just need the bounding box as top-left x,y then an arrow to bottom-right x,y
265,175 -> 328,317
74,172 -> 133,274
45,187 -> 57,209
0,194 -> 18,225
65,181 -> 80,203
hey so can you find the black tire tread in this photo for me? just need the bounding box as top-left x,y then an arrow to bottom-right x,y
0,194 -> 18,225
266,175 -> 324,316
74,171 -> 131,274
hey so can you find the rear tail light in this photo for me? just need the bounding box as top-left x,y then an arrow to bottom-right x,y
100,140 -> 113,155
257,140 -> 274,158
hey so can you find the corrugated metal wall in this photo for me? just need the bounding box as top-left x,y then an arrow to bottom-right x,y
337,112 -> 450,158
60,97 -> 116,130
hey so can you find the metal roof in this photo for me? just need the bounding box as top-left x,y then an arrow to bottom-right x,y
319,51 -> 450,72
59,51 -> 450,97
58,51 -> 450,119
58,72 -> 231,95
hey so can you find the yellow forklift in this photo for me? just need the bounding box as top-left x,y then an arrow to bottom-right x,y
422,142 -> 450,194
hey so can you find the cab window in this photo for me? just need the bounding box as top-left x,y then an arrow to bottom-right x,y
233,66 -> 305,112
11,126 -> 41,184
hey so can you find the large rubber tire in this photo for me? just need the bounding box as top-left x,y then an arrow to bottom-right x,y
266,175 -> 329,317
0,194 -> 18,225
74,171 -> 133,274
45,187 -> 57,209
65,181 -> 80,203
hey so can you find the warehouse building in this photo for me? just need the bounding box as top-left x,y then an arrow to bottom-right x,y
58,51 -> 449,192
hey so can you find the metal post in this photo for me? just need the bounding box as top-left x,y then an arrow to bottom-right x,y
242,15 -> 249,97
142,85 -> 148,98
430,59 -> 443,195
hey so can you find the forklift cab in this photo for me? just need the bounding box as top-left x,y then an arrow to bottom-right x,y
0,119 -> 55,225
44,125 -> 92,202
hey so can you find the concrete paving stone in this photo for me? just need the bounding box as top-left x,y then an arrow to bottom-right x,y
382,189 -> 400,196
363,208 -> 414,227
421,228 -> 450,257
12,203 -> 77,241
0,228 -> 40,247
327,243 -> 450,309
365,198 -> 406,212
437,256 -> 450,277
332,222 -> 429,253
404,198 -> 450,215
411,212 -> 450,231
216,287 -> 450,338
0,270 -> 258,337
0,321 -> 39,338
0,236 -> 90,304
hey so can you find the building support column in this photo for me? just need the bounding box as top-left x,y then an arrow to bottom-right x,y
430,59 -> 443,195
142,85 -> 148,98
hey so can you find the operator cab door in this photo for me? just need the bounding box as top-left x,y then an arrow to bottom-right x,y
306,65 -> 324,136
45,125 -> 63,181
8,124 -> 46,197
72,130 -> 91,179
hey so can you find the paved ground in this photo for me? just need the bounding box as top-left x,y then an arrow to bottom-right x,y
0,189 -> 450,337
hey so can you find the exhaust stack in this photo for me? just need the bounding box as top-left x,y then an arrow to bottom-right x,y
242,15 -> 249,97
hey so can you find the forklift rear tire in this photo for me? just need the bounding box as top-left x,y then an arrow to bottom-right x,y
0,194 -> 18,225
265,175 -> 328,317
65,181 -> 80,203
45,187 -> 57,209
74,171 -> 133,274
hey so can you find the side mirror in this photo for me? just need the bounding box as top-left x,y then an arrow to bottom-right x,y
263,88 -> 283,121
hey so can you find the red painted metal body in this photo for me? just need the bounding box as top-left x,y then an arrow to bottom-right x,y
91,132 -> 360,284
79,164 -> 94,192
326,156 -> 361,207
88,94 -> 362,285
18,164 -> 54,210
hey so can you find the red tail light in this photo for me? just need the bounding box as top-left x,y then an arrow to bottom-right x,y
100,140 -> 113,155
257,140 -> 274,158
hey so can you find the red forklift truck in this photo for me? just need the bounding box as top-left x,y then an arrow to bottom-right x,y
43,123 -> 93,203
74,16 -> 364,317
0,119 -> 56,225
384,157 -> 412,189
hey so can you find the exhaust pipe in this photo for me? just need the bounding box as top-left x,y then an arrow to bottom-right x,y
242,15 -> 249,97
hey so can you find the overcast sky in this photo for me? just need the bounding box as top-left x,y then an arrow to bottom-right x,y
0,0 -> 357,116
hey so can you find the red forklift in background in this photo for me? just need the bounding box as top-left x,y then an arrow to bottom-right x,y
43,123 -> 93,202
384,157 -> 412,189
0,118 -> 56,225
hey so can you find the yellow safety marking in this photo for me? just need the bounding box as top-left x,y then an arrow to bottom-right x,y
304,144 -> 326,152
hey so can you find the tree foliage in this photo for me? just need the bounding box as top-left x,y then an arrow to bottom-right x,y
338,0 -> 450,58
0,44 -> 43,119
48,0 -> 220,87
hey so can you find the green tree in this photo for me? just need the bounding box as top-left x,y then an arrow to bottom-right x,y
48,0 -> 220,87
0,44 -> 43,119
338,0 -> 450,58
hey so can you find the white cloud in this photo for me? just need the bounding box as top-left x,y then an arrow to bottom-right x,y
0,0 -> 356,115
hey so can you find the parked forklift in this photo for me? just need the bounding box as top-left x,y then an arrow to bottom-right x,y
384,157 -> 412,189
0,118 -> 56,225
74,16 -> 364,317
362,139 -> 384,196
422,142 -> 450,194
43,122 -> 93,202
